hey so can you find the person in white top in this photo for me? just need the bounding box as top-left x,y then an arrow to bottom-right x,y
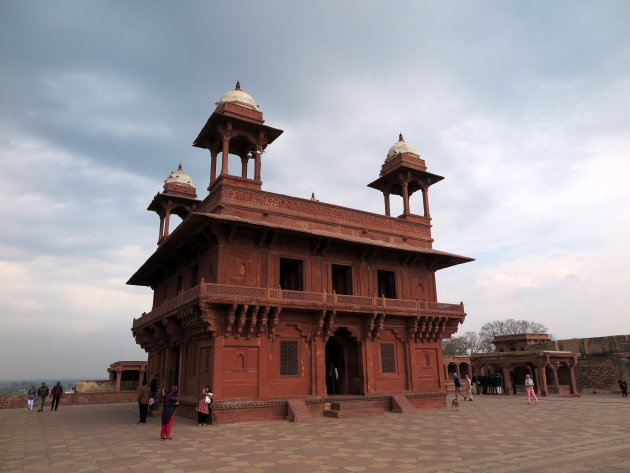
464,374 -> 474,401
524,374 -> 538,404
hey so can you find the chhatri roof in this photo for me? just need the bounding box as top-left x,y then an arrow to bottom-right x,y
386,133 -> 419,161
164,164 -> 195,188
216,81 -> 258,111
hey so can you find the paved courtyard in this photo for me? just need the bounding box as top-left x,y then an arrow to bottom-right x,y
1,394 -> 629,473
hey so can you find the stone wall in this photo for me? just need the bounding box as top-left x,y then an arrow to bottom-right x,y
75,380 -> 115,393
537,335 -> 630,393
0,391 -> 137,409
536,335 -> 630,356
576,358 -> 621,392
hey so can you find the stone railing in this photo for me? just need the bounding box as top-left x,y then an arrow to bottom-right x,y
134,282 -> 465,328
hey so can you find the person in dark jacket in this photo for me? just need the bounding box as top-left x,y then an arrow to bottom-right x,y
618,379 -> 628,397
50,382 -> 63,411
137,380 -> 151,424
36,383 -> 49,412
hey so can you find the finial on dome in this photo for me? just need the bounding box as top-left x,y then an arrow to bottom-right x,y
399,133 -> 404,141
177,162 -> 183,171
235,81 -> 241,91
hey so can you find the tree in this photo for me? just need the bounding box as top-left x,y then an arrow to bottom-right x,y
442,337 -> 468,356
479,319 -> 552,351
442,320 -> 552,356
443,331 -> 494,356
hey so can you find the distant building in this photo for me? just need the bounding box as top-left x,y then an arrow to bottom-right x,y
533,335 -> 630,393
75,360 -> 147,393
129,83 -> 473,423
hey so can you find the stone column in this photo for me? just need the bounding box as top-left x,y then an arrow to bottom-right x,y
221,131 -> 231,175
240,155 -> 248,178
402,179 -> 410,216
383,192 -> 391,217
254,148 -> 262,181
421,185 -> 431,218
551,363 -> 560,393
210,150 -> 218,186
163,208 -> 171,238
502,367 -> 512,395
536,365 -> 548,396
158,214 -> 165,243
115,369 -> 122,392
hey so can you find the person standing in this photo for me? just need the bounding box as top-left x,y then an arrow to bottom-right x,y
453,374 -> 466,400
160,386 -> 179,440
27,385 -> 37,412
50,382 -> 63,411
137,380 -> 151,424
496,372 -> 504,395
464,374 -> 474,401
327,363 -> 339,395
524,374 -> 538,405
196,387 -> 212,426
36,383 -> 49,412
618,378 -> 628,398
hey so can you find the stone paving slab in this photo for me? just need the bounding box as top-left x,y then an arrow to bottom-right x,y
1,394 -> 629,473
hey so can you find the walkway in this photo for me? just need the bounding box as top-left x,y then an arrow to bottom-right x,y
1,394 -> 629,473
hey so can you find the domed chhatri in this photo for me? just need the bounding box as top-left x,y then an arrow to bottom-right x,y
217,81 -> 259,111
386,133 -> 419,161
164,163 -> 195,188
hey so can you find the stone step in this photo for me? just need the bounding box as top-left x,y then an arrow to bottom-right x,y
286,399 -> 312,422
323,407 -> 384,418
329,400 -> 375,411
391,393 -> 415,414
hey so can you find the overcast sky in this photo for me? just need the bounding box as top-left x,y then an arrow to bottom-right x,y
1,1 -> 629,380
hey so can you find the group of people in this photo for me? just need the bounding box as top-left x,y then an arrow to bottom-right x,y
453,372 -> 539,404
472,373 -> 506,395
137,374 -> 213,440
26,382 -> 64,412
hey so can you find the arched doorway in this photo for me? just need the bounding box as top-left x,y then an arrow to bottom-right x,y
325,328 -> 363,395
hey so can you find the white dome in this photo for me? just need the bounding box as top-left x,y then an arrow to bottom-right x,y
386,133 -> 419,160
165,164 -> 195,188
217,81 -> 258,111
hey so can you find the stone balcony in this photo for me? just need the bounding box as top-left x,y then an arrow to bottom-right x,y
132,281 -> 466,332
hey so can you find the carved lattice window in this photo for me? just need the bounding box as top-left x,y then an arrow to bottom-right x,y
381,343 -> 396,373
280,340 -> 299,376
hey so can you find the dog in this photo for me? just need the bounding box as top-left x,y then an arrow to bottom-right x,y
451,398 -> 460,411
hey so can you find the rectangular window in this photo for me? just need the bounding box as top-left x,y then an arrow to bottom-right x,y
381,343 -> 396,373
280,340 -> 299,376
331,264 -> 353,295
377,270 -> 397,298
280,258 -> 303,291
176,275 -> 183,294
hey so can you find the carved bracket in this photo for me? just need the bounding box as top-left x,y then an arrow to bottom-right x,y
323,310 -> 336,339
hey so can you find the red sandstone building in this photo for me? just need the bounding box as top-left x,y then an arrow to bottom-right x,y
444,334 -> 580,396
129,83 -> 473,422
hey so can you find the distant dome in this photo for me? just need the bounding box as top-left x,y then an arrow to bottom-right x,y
386,133 -> 419,160
165,164 -> 195,188
217,81 -> 258,111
